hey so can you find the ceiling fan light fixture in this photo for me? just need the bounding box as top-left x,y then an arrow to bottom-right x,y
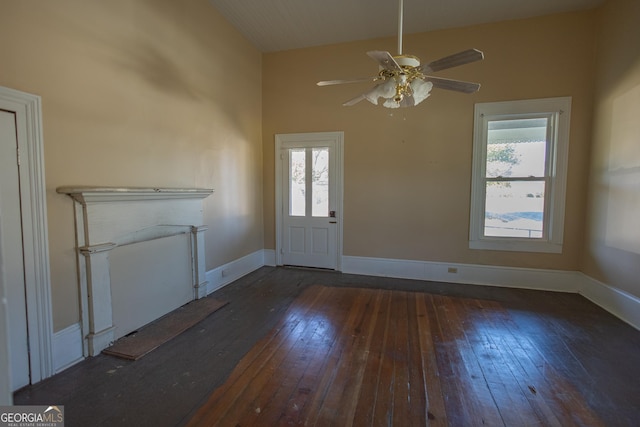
375,75 -> 432,109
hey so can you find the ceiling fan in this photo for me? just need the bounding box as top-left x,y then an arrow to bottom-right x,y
317,0 -> 484,108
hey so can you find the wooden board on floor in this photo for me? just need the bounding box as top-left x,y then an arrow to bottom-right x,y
103,296 -> 228,361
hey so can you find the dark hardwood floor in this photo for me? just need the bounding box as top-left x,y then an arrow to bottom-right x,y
14,267 -> 640,426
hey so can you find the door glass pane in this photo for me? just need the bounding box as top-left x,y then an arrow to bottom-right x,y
312,148 -> 329,217
487,118 -> 547,178
290,149 -> 305,216
484,181 -> 545,238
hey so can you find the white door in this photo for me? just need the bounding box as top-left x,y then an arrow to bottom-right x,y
276,132 -> 343,270
0,109 -> 30,391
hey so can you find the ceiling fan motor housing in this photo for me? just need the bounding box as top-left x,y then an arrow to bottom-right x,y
394,55 -> 421,68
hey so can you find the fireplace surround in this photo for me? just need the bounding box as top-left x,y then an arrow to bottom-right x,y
57,186 -> 213,356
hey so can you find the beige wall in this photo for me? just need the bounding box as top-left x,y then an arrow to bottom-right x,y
0,0 -> 263,331
4,0 -> 634,334
584,0 -> 640,299
263,11 -> 596,271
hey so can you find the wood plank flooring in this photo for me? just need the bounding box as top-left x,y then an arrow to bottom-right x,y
186,285 -> 606,426
14,267 -> 640,426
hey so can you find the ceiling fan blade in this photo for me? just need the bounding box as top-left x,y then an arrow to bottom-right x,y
421,49 -> 484,73
367,51 -> 402,72
342,94 -> 367,107
424,76 -> 481,94
317,77 -> 379,86
342,80 -> 393,106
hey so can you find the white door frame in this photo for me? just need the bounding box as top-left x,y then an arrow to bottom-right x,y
0,86 -> 54,384
275,132 -> 344,270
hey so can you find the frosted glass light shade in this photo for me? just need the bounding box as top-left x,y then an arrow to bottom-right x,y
365,79 -> 396,105
410,79 -> 433,106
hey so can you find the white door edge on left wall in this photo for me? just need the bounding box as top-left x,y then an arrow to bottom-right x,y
0,110 -> 30,390
0,219 -> 13,403
0,86 -> 55,388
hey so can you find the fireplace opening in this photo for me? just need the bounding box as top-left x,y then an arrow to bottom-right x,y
110,232 -> 193,340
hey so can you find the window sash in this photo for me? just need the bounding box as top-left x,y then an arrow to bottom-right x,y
480,115 -> 553,241
481,178 -> 549,240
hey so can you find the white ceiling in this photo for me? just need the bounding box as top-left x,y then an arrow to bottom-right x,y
209,0 -> 603,53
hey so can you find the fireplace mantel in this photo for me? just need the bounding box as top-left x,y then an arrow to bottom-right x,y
57,186 -> 214,356
57,186 -> 213,204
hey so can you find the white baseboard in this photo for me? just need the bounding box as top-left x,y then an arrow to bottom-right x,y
342,255 -> 583,293
263,249 -> 276,267
579,274 -> 640,330
205,250 -> 267,294
52,323 -> 84,373
341,255 -> 639,330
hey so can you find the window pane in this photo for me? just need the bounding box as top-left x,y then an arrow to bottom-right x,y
487,118 -> 547,178
312,148 -> 329,217
289,149 -> 305,216
484,181 -> 545,238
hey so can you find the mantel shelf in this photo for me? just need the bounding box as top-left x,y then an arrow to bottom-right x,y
56,186 -> 214,204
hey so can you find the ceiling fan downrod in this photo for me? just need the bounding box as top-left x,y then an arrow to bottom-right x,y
397,0 -> 404,55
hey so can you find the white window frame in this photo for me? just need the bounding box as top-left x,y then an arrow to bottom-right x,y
469,97 -> 571,253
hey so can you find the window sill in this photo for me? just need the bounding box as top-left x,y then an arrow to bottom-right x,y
469,239 -> 563,253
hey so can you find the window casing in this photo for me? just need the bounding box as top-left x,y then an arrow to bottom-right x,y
469,97 -> 571,253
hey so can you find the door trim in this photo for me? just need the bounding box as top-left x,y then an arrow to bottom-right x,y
275,132 -> 344,270
0,86 -> 54,384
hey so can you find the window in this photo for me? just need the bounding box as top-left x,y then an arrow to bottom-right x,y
469,97 -> 571,253
288,147 -> 330,217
